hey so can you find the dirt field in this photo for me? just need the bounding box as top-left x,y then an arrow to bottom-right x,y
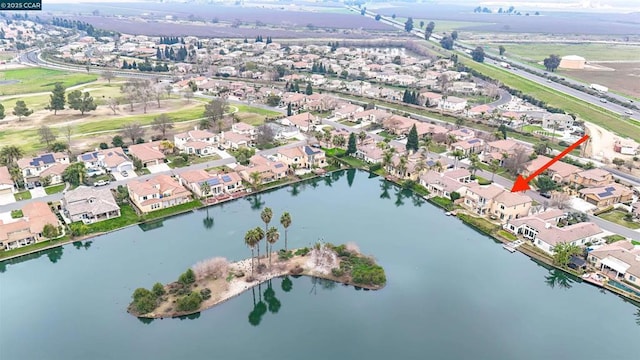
560,62 -> 640,99
584,121 -> 639,169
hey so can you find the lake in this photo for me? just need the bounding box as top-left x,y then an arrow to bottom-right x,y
1,170 -> 638,360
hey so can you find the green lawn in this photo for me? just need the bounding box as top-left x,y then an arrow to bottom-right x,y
44,184 -> 66,195
457,213 -> 500,235
598,210 -> 640,229
377,131 -> 394,140
396,18 -> 492,32
428,143 -> 447,154
234,104 -> 281,116
475,175 -> 492,185
142,200 -> 202,220
0,236 -> 70,260
522,125 -> 544,133
10,209 -> 23,218
0,83 -> 122,111
429,196 -> 453,210
0,68 -> 97,95
603,234 -> 627,243
632,240 -> 640,246
338,156 -> 368,169
14,190 -> 32,201
497,229 -> 517,241
73,204 -> 140,234
460,59 -> 640,142
489,43 -> 640,62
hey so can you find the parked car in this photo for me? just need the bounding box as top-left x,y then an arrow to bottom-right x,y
540,192 -> 552,199
121,171 -> 129,177
94,180 -> 110,187
26,183 -> 35,190
625,109 -> 634,115
600,98 -> 608,103
34,181 -> 42,187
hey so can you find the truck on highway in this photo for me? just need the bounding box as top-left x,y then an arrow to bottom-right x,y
499,62 -> 510,69
590,83 -> 608,93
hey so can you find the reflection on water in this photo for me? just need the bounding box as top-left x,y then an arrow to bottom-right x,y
138,317 -> 154,325
139,220 -> 164,232
202,208 -> 214,230
246,194 -> 265,211
73,241 -> 93,251
380,180 -> 391,199
179,312 -> 201,321
636,309 -> 640,326
544,269 -> 575,290
281,276 -> 292,292
347,168 -> 356,187
47,246 -> 64,263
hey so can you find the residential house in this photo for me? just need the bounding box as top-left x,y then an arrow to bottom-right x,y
438,96 -> 468,112
382,115 -> 415,135
62,186 -> 121,223
462,183 -> 507,216
468,104 -> 491,118
504,211 -> 602,254
579,183 -> 633,208
352,109 -> 392,124
522,156 -> 582,184
178,169 -> 243,197
128,141 -> 167,168
237,155 -> 289,184
276,146 -> 327,170
451,138 -> 484,156
542,113 -> 574,131
174,129 -> 221,156
127,174 -> 192,213
490,190 -> 532,222
0,202 -> 60,250
419,170 -> 469,199
221,131 -> 251,149
419,92 -> 442,107
0,166 -> 15,195
334,104 -> 364,120
571,168 -> 614,188
231,123 -> 257,140
77,147 -> 134,174
449,128 -> 476,141
17,152 -> 70,186
281,112 -> 318,132
355,143 -> 384,164
588,241 -> 640,287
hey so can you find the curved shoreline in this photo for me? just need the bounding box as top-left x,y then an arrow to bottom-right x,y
129,247 -> 386,319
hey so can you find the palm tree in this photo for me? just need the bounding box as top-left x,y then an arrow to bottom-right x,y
0,145 -> 23,166
489,158 -> 501,181
433,160 -> 444,172
358,130 -> 367,144
266,227 -> 279,268
376,141 -> 388,150
451,149 -> 464,169
261,207 -> 273,258
415,158 -> 427,175
421,136 -> 432,156
397,154 -> 408,178
382,148 -> 395,172
280,212 -> 292,251
244,229 -> 258,276
160,140 -> 175,155
249,171 -> 262,191
254,226 -> 265,269
468,153 -> 480,176
200,182 -> 211,203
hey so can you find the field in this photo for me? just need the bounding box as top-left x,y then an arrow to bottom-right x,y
460,58 -> 640,142
488,43 -> 640,63
0,68 -> 97,95
395,18 -> 493,33
561,62 -> 640,100
1,81 -> 123,111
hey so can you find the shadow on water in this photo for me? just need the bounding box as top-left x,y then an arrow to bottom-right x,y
380,180 -> 391,199
246,194 -> 265,211
138,220 -> 164,232
178,312 -> 201,321
202,208 -> 214,230
73,241 -> 93,251
138,317 -> 155,325
347,168 -> 356,187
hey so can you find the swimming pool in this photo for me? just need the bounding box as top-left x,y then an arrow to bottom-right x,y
608,280 -> 640,297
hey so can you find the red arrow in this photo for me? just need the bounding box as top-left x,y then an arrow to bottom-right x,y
511,135 -> 589,192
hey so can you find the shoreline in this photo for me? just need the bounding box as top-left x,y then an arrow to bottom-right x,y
128,247 -> 385,319
3,165 -> 639,307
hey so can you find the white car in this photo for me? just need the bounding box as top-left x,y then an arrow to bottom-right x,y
94,180 -> 110,187
625,110 -> 634,115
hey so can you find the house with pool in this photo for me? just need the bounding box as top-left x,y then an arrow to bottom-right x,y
587,241 -> 640,288
127,174 -> 192,213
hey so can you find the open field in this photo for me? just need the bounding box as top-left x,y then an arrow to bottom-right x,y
460,58 -> 640,142
1,81 -> 124,111
0,68 -> 97,95
396,18 -> 493,33
488,43 -> 640,63
561,62 -> 640,100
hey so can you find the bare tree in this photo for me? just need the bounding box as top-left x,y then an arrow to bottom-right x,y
121,80 -> 140,111
165,84 -> 173,97
102,70 -> 115,84
107,97 -> 119,115
192,257 -> 230,280
204,98 -> 228,132
503,145 -> 530,175
484,82 -> 500,99
38,125 -> 56,149
122,122 -> 145,144
437,73 -> 450,95
63,125 -> 73,148
256,124 -> 275,147
153,83 -> 165,108
184,88 -> 194,103
152,114 -> 174,139
135,80 -> 153,113
551,192 -> 571,210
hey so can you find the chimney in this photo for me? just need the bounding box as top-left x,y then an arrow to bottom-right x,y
194,125 -> 198,131
544,222 -> 551,229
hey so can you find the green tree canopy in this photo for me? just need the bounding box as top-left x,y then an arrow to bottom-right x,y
535,175 -> 557,193
406,124 -> 419,152
13,100 -> 33,121
47,83 -> 66,115
347,132 -> 357,155
68,90 -> 97,115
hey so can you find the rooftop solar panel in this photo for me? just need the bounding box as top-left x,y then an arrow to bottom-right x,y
81,154 -> 93,161
468,139 -> 480,144
221,175 -> 232,182
207,178 -> 220,185
41,154 -> 55,164
597,191 -> 612,197
605,186 -> 615,191
275,163 -> 284,168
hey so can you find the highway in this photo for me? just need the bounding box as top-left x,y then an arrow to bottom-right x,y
354,7 -> 638,120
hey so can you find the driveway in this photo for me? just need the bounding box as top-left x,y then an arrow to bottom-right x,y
112,171 -> 138,181
0,193 -> 16,206
147,163 -> 172,173
29,187 -> 47,199
214,149 -> 233,159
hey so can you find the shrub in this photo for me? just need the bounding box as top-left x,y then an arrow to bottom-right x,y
178,268 -> 196,286
278,250 -> 293,260
331,267 -> 345,277
176,291 -> 203,312
192,257 -> 229,280
369,163 -> 382,172
294,247 -> 310,256
152,283 -> 165,297
200,288 -> 212,300
132,287 -> 157,314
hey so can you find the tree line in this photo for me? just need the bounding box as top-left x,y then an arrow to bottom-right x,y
50,17 -> 115,38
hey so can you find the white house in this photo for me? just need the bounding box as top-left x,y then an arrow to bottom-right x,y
438,96 -> 468,112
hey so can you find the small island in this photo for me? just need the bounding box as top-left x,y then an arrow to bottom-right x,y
128,242 -> 386,318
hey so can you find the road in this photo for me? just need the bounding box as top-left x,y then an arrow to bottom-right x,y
354,7 -> 638,119
0,139 -> 307,214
